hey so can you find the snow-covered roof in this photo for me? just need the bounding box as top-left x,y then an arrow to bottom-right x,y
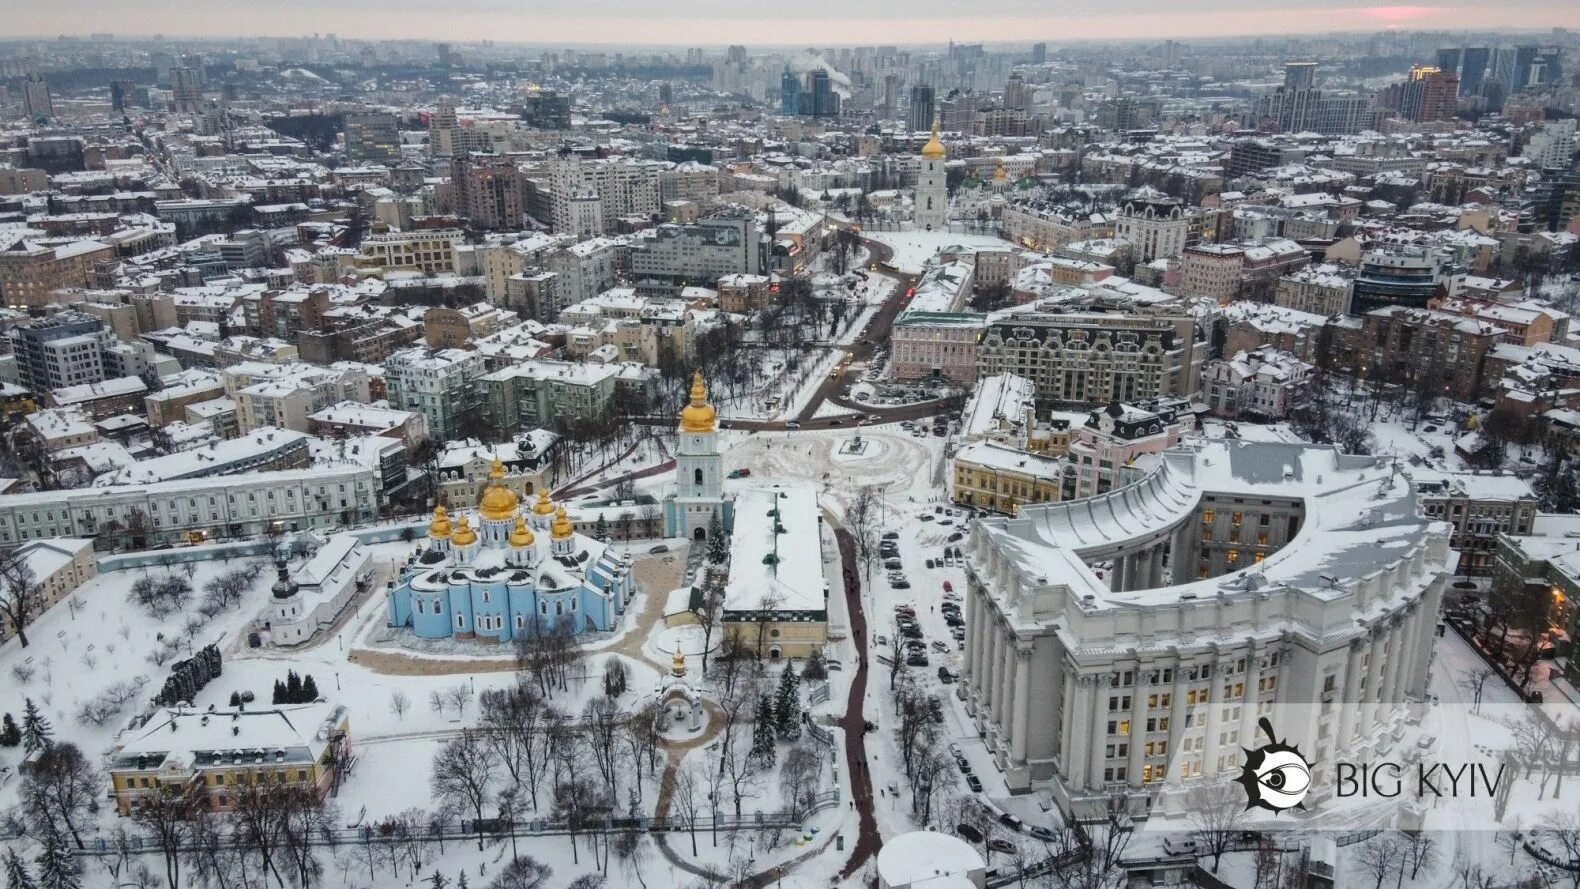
724,485 -> 827,614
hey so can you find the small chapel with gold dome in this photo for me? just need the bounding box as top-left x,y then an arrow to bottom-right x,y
663,370 -> 733,540
383,459 -> 635,643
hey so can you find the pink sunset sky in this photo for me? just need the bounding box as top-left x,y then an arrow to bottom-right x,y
7,1 -> 1577,44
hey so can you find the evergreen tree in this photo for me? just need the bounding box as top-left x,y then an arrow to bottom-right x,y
775,664 -> 801,740
301,674 -> 319,702
228,691 -> 242,707
456,873 -> 469,889
427,871 -> 449,889
20,698 -> 51,755
272,680 -> 286,705
33,823 -> 78,889
594,512 -> 610,541
4,849 -> 37,889
751,694 -> 777,766
0,713 -> 19,748
705,512 -> 727,564
285,671 -> 303,703
802,648 -> 828,682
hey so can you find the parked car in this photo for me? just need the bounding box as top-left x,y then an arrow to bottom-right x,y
875,634 -> 889,646
882,531 -> 900,540
925,558 -> 936,569
987,838 -> 1016,855
919,514 -> 935,522
965,775 -> 983,792
938,666 -> 956,683
892,578 -> 912,589
648,544 -> 670,554
943,581 -> 954,592
999,814 -> 1025,832
931,641 -> 950,653
957,756 -> 972,773
885,559 -> 903,570
899,623 -> 922,637
906,653 -> 930,667
947,531 -> 964,543
1028,826 -> 1057,842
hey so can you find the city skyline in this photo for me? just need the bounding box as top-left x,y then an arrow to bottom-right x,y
5,1 -> 1577,46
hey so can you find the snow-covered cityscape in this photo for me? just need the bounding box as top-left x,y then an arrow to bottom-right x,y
1,9 -> 1580,889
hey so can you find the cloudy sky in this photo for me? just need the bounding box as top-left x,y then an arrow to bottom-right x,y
10,0 -> 1576,44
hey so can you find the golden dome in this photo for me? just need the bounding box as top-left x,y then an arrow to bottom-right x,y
451,515 -> 478,547
551,505 -> 575,540
428,505 -> 452,539
671,649 -> 687,677
679,370 -> 716,433
531,489 -> 557,516
920,120 -> 946,160
508,516 -> 535,548
993,162 -> 1008,181
478,459 -> 521,522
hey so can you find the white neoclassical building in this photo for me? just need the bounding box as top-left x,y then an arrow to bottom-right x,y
962,440 -> 1452,819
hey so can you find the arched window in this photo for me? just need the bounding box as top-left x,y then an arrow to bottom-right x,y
694,468 -> 704,486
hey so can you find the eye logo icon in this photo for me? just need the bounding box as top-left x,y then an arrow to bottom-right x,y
1237,717 -> 1314,813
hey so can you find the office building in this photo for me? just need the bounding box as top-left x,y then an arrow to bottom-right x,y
781,69 -> 801,116
22,73 -> 52,120
1402,66 -> 1458,122
344,112 -> 400,165
908,84 -> 936,133
630,212 -> 763,289
170,66 -> 202,113
963,440 -> 1450,817
9,311 -> 115,393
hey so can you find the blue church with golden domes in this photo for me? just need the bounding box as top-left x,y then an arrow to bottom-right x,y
385,461 -> 635,642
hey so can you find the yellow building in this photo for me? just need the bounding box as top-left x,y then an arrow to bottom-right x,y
108,703 -> 350,815
720,485 -> 828,660
951,440 -> 1070,515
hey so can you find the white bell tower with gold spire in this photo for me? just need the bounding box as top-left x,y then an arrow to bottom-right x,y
915,119 -> 948,232
666,370 -> 728,540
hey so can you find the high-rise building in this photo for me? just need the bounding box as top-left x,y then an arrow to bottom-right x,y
882,73 -> 900,119
780,69 -> 801,116
1283,61 -> 1317,91
1401,65 -> 1458,122
908,84 -> 936,132
520,90 -> 571,130
1460,47 -> 1491,96
109,79 -> 137,111
1514,44 -> 1540,90
22,73 -> 52,121
1435,48 -> 1464,78
170,66 -> 202,113
1248,61 -> 1370,135
1003,72 -> 1030,111
1031,42 -> 1047,65
451,155 -> 524,231
344,112 -> 400,165
806,69 -> 838,118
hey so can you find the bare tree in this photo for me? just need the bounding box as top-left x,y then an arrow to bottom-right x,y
22,742 -> 101,850
691,575 -> 726,673
132,780 -> 200,889
488,855 -> 552,889
0,547 -> 41,648
1538,812 -> 1580,889
279,789 -> 337,889
1187,782 -> 1247,874
1460,668 -> 1494,714
665,762 -> 705,857
1399,831 -> 1439,885
229,774 -> 294,888
389,690 -> 411,721
1357,834 -> 1400,889
430,730 -> 498,850
582,696 -> 625,793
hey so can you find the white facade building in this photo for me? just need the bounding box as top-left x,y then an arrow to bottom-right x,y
963,440 -> 1451,819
